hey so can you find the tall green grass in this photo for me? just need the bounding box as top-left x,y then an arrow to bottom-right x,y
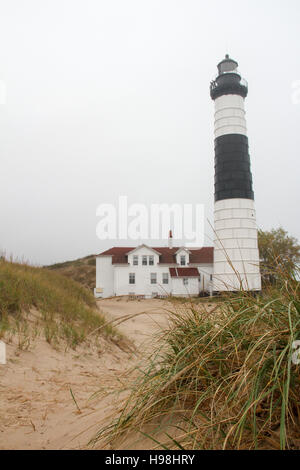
0,259 -> 119,348
94,264 -> 300,450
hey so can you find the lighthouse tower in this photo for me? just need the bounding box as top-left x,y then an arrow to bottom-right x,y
210,55 -> 261,291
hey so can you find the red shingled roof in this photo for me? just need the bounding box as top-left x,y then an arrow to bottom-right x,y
189,247 -> 214,264
99,247 -> 131,264
169,267 -> 200,278
99,246 -> 213,265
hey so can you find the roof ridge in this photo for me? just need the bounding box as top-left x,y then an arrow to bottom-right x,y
98,246 -> 214,264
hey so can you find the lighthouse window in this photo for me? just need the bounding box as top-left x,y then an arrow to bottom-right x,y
180,256 -> 186,266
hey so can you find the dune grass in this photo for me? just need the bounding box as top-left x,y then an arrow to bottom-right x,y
47,254 -> 96,291
0,259 -> 119,349
93,264 -> 300,450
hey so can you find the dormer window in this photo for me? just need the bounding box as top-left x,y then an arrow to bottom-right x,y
180,255 -> 186,266
142,256 -> 147,266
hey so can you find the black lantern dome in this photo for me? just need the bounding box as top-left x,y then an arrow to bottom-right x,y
210,54 -> 248,100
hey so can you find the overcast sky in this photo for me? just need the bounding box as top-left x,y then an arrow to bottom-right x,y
0,0 -> 299,265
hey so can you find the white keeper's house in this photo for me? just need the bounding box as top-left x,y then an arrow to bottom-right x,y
95,236 -> 214,299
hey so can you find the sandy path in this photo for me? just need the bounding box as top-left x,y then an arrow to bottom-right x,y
97,298 -> 172,348
0,298 -> 172,450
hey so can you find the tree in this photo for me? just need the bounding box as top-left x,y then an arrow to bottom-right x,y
258,227 -> 300,284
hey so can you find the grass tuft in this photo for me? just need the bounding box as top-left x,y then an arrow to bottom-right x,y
0,258 -> 120,349
93,263 -> 300,450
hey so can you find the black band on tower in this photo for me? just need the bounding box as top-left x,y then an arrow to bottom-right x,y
210,73 -> 248,100
214,134 -> 254,202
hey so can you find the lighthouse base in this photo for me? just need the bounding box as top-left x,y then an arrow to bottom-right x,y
213,198 -> 261,292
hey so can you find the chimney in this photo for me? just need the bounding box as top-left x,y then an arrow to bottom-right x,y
168,230 -> 173,249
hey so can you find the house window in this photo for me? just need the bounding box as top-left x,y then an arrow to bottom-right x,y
133,255 -> 138,266
150,273 -> 157,284
142,256 -> 147,266
183,278 -> 188,286
180,255 -> 186,266
162,273 -> 169,284
149,255 -> 154,266
129,273 -> 135,284
210,274 -> 213,281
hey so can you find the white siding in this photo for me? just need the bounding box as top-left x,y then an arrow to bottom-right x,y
172,277 -> 199,297
197,264 -> 213,293
95,256 -> 114,298
114,265 -> 172,298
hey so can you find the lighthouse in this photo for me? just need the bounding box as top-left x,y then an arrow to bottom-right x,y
210,55 -> 261,291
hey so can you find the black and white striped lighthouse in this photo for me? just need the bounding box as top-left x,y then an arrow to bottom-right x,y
210,55 -> 261,291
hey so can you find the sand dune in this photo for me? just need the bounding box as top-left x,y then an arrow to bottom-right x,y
0,298 -> 172,449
